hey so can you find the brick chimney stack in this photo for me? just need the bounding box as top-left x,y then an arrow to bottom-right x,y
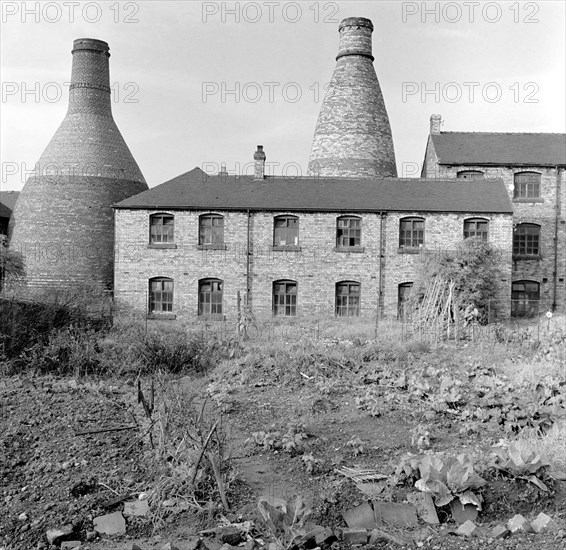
308,17 -> 397,178
430,114 -> 442,135
9,38 -> 148,291
254,145 -> 266,180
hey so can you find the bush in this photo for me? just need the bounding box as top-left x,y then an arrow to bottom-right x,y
7,325 -> 104,377
136,329 -> 235,375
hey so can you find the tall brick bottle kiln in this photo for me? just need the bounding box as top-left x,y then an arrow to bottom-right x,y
308,17 -> 397,178
9,38 -> 148,290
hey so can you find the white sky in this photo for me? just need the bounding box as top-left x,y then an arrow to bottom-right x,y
1,0 -> 565,190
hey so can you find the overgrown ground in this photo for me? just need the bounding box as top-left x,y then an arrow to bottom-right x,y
1,305 -> 565,549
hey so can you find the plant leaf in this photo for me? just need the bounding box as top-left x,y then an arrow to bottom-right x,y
526,475 -> 549,492
458,490 -> 483,510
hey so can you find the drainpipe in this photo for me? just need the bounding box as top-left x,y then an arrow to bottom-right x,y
552,166 -> 561,311
378,212 -> 386,320
246,209 -> 251,304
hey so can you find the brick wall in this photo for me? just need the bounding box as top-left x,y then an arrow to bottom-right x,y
114,208 -> 513,322
9,39 -> 147,290
422,151 -> 566,310
307,18 -> 396,178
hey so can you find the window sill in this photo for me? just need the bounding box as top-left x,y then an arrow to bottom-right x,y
334,246 -> 365,253
147,313 -> 176,320
147,243 -> 177,249
512,198 -> 544,203
398,247 -> 422,254
513,255 -> 541,261
271,245 -> 302,252
196,244 -> 227,250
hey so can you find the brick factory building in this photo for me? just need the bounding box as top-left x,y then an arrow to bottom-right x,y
422,118 -> 566,315
112,17 -> 516,323
4,18 -> 564,320
113,162 -> 513,321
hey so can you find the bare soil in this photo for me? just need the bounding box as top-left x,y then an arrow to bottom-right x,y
2,338 -> 566,550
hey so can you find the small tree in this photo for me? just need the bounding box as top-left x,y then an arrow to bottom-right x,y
410,238 -> 502,324
0,235 -> 25,291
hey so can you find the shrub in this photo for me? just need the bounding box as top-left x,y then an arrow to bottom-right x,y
136,329 -> 233,375
17,325 -> 103,377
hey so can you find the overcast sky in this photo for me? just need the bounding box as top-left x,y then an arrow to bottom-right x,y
1,0 -> 565,191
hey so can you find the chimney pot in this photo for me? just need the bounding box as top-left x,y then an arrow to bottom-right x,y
254,145 -> 266,179
430,114 -> 442,135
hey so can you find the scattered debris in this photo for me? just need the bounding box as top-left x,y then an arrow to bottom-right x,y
491,524 -> 509,539
124,500 -> 150,517
531,512 -> 559,534
343,501 -> 418,529
507,513 -> 534,534
342,527 -> 368,545
93,511 -> 126,535
407,491 -> 439,524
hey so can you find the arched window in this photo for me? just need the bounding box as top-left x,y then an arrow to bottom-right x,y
513,223 -> 540,257
149,277 -> 173,313
464,218 -> 489,241
273,215 -> 299,246
336,216 -> 361,248
199,214 -> 225,246
273,280 -> 297,316
398,282 -> 413,319
399,217 -> 425,249
457,170 -> 484,180
150,213 -> 174,243
513,172 -> 541,199
511,280 -> 540,317
198,278 -> 223,316
336,281 -> 360,317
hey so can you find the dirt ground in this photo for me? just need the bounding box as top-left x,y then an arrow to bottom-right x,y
2,334 -> 566,550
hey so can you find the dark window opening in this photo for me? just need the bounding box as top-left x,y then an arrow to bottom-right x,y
149,277 -> 173,313
457,170 -> 484,180
514,172 -> 541,199
274,216 -> 299,246
150,214 -> 174,243
464,218 -> 489,241
336,281 -> 360,317
199,214 -> 225,245
273,280 -> 297,316
511,280 -> 540,317
400,217 -> 425,248
513,223 -> 540,257
199,278 -> 223,316
336,217 -> 361,248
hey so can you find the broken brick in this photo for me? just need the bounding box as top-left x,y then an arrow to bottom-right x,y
342,527 -> 368,545
491,524 -> 509,539
456,520 -> 478,537
508,514 -> 534,534
531,512 -> 559,534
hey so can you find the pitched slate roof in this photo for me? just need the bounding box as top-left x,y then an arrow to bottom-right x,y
114,168 -> 513,214
0,191 -> 20,219
431,132 -> 566,166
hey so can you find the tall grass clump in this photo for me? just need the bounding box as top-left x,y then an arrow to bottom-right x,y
135,326 -> 238,376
